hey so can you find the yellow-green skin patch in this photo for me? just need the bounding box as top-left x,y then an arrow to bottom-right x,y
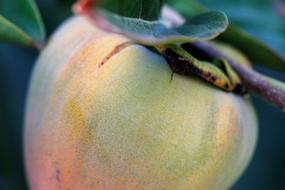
25,16 -> 258,190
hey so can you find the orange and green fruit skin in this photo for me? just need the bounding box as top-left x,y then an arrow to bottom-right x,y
24,16 -> 258,190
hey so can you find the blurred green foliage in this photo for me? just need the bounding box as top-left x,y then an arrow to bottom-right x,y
0,0 -> 285,190
0,44 -> 36,190
0,1 -> 74,189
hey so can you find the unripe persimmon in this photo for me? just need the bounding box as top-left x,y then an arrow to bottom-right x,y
24,16 -> 258,190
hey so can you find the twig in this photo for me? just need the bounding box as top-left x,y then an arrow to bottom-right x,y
193,42 -> 285,111
273,0 -> 285,21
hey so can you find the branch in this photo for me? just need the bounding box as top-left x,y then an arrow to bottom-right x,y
193,41 -> 285,111
273,0 -> 285,21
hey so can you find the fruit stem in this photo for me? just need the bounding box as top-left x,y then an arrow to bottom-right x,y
193,41 -> 285,111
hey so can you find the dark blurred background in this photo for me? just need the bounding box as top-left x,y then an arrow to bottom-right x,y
0,0 -> 285,189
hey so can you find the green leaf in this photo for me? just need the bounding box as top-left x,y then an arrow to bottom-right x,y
98,0 -> 163,21
199,0 -> 285,72
0,15 -> 33,46
167,0 -> 285,72
165,0 -> 204,17
0,0 -> 45,47
219,25 -> 285,72
97,9 -> 228,45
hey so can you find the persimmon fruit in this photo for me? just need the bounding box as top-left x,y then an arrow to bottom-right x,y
24,16 -> 257,190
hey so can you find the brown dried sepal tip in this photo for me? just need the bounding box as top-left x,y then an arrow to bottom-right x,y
73,0 -> 96,15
